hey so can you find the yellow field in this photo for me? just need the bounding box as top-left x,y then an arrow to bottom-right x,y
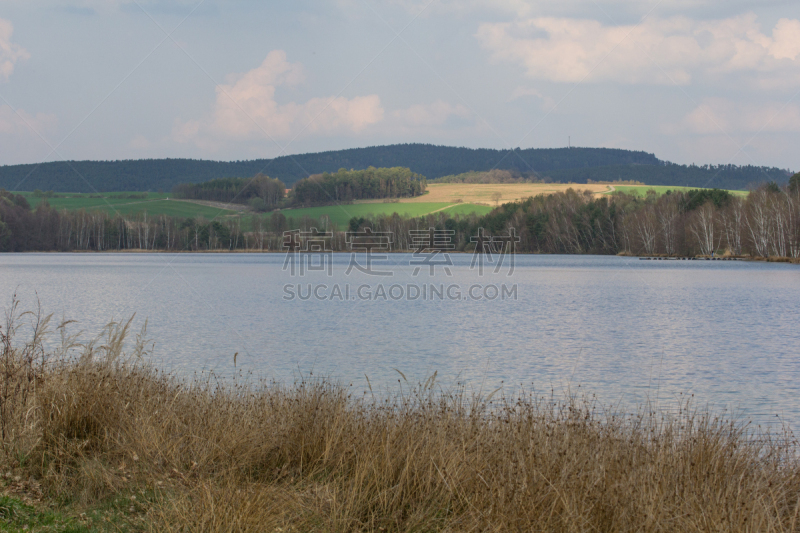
397,183 -> 612,206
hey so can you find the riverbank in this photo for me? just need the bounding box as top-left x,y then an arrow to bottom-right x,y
1,309 -> 798,531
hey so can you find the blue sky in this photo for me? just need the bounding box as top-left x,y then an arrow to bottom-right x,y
1,0 -> 799,170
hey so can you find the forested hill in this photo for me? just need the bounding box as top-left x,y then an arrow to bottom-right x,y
0,144 -> 790,192
0,159 -> 270,194
546,164 -> 791,191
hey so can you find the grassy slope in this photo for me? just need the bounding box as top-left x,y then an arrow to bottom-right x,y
11,183 -> 748,226
16,192 -> 238,219
416,182 -> 611,204
14,192 -> 491,224
278,202 -> 489,227
439,203 -> 494,216
279,183 -> 609,227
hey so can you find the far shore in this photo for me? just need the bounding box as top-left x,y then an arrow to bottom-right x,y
6,249 -> 800,263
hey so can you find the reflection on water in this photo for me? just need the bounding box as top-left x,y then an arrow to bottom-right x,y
1,253 -> 799,429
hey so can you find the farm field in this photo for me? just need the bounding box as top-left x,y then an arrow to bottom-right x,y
412,183 -> 612,204
411,183 -> 747,206
15,191 -> 238,218
9,183 -> 748,226
11,190 -> 492,226
278,202 -> 493,228
439,203 -> 494,217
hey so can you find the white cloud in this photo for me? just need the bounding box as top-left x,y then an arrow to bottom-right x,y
476,13 -> 800,87
507,87 -> 557,110
0,105 -> 57,136
387,0 -> 798,19
676,98 -> 800,135
509,87 -> 543,100
392,100 -> 470,127
0,105 -> 58,165
770,18 -> 800,61
174,51 -> 384,148
0,18 -> 29,81
38,0 -> 211,16
388,0 -> 533,17
128,134 -> 152,149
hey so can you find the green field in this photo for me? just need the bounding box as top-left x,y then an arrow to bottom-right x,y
438,203 -> 494,217
13,184 -> 750,224
16,191 -> 238,218
278,202 -> 492,228
13,192 -> 492,224
611,185 -> 748,197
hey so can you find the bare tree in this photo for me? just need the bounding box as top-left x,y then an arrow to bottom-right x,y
655,194 -> 680,255
787,190 -> 800,258
773,194 -> 789,258
688,203 -> 719,256
635,204 -> 658,255
719,197 -> 745,256
745,189 -> 773,258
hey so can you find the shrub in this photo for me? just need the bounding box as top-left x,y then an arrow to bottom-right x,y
249,197 -> 268,212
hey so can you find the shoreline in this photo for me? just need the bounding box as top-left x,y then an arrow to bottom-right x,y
4,249 -> 799,263
2,322 -> 798,531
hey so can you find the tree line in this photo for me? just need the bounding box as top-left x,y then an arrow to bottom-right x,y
470,184 -> 799,257
327,184 -> 797,258
172,175 -> 286,212
291,167 -> 427,206
432,169 -> 539,184
171,167 -> 427,211
1,182 -> 799,258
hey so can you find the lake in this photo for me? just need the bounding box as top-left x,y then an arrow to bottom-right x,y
1,253 -> 798,430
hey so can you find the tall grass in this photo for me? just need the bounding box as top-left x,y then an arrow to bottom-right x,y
1,300 -> 799,531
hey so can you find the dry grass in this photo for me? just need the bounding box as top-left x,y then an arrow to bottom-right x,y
2,300 -> 800,532
403,183 -> 613,205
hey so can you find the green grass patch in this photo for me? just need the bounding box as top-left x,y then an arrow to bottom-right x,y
0,489 -> 157,532
15,192 -> 237,219
98,200 -> 235,218
278,202 -> 489,228
439,203 -> 494,217
0,494 -> 84,532
11,191 -> 492,227
611,185 -> 748,197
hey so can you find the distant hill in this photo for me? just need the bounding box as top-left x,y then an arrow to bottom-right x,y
0,144 -> 791,192
544,163 -> 791,191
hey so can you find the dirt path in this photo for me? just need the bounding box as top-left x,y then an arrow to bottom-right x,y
429,203 -> 460,214
171,199 -> 252,213
102,199 -> 164,207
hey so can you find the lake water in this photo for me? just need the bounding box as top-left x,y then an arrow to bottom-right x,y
1,253 -> 799,430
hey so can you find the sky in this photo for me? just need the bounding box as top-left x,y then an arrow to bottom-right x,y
0,0 -> 799,170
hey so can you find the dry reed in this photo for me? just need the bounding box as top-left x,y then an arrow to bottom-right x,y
1,299 -> 799,532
